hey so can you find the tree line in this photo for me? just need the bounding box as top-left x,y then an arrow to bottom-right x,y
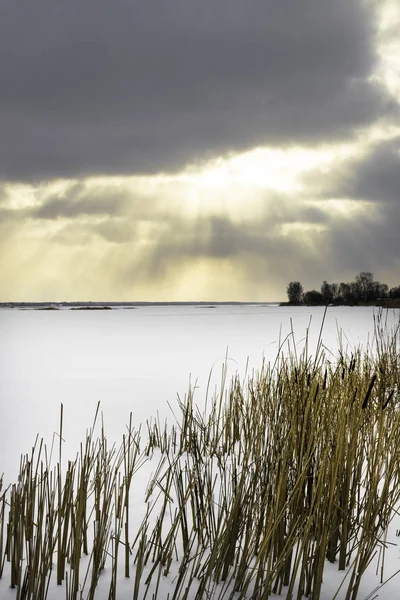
286,272 -> 400,305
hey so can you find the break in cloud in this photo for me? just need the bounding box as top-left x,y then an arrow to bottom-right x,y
0,0 -> 399,300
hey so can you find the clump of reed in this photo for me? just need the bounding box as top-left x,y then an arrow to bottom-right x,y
1,309 -> 400,599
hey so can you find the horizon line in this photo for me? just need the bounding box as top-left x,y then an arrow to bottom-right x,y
0,300 -> 283,306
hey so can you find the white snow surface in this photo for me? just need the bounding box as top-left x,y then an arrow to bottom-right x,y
1,304 -> 400,599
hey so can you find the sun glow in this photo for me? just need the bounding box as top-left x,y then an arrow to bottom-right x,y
315,198 -> 377,217
177,143 -> 359,193
373,0 -> 400,98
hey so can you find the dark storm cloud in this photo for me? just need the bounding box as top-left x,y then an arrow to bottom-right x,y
0,0 -> 387,181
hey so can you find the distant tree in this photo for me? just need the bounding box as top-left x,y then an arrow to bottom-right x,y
284,275 -> 392,306
303,290 -> 324,305
338,282 -> 347,301
330,283 -> 339,302
287,281 -> 304,304
354,272 -> 374,302
374,282 -> 388,299
389,285 -> 400,299
321,281 -> 334,304
350,281 -> 361,303
338,282 -> 356,305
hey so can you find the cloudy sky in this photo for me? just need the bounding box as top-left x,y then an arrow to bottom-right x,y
0,0 -> 399,301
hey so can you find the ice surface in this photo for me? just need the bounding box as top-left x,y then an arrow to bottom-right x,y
1,305 -> 400,599
0,305 -> 396,484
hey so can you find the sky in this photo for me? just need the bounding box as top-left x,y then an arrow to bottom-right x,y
0,0 -> 399,302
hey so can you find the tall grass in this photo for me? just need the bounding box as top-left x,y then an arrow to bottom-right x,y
1,310 -> 400,599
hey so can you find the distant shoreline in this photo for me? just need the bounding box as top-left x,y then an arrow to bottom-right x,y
1,300 -> 399,310
280,299 -> 400,309
0,301 -> 282,310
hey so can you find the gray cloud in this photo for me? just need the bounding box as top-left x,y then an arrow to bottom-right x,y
0,0 -> 389,181
0,207 -> 22,225
337,138 -> 400,204
2,127 -> 399,300
33,183 -> 129,219
292,136 -> 400,284
0,186 -> 8,206
124,206 -> 328,284
302,136 -> 400,205
115,182 -> 399,292
93,219 -> 138,244
47,189 -> 330,252
320,208 -> 400,286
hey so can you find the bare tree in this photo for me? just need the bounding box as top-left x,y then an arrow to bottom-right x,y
321,281 -> 333,304
355,272 -> 374,302
338,282 -> 355,304
287,281 -> 304,304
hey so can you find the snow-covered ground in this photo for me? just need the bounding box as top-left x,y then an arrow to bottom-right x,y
1,305 -> 388,483
1,305 -> 399,599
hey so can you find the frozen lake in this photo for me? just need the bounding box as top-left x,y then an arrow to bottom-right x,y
1,304 -> 400,600
0,304 -> 397,483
